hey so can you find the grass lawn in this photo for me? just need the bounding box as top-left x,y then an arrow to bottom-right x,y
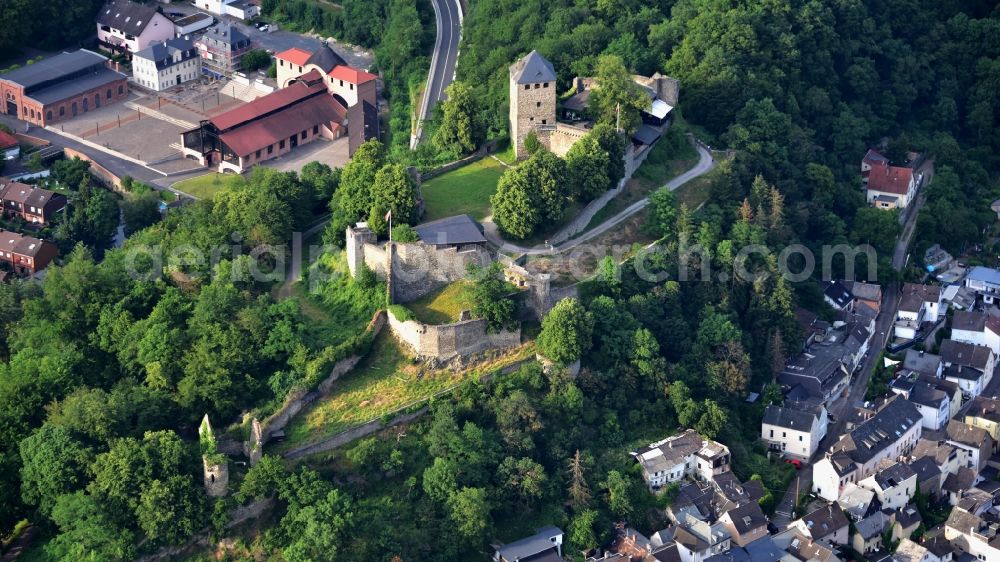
270,334 -> 536,454
420,157 -> 506,221
171,172 -> 244,200
294,251 -> 386,350
405,280 -> 475,324
672,173 -> 713,210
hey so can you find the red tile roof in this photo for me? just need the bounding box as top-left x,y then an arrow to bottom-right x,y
867,162 -> 913,196
0,130 -> 17,150
215,78 -> 347,156
329,64 -> 376,85
275,47 -> 311,67
211,70 -> 325,131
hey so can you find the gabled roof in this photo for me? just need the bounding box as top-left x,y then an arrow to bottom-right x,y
953,309 -> 1000,336
967,266 -> 1000,286
846,281 -> 882,303
200,24 -> 250,48
854,511 -> 888,539
908,456 -> 940,484
723,502 -> 767,535
133,36 -> 195,65
97,1 -> 166,37
0,130 -> 17,150
510,50 -> 556,84
0,230 -> 54,258
276,47 -> 312,67
799,504 -> 848,539
903,349 -> 942,376
871,462 -> 916,490
946,420 -> 990,448
898,283 -> 940,313
832,396 -> 921,464
824,280 -> 852,308
942,467 -> 977,494
0,180 -> 63,210
329,64 -> 377,85
305,43 -> 347,72
495,526 -> 563,562
941,339 -> 993,371
762,403 -> 820,431
0,50 -> 109,90
867,162 -> 914,196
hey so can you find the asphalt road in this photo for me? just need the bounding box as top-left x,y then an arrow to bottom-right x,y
481,143 -> 716,255
411,0 -> 462,148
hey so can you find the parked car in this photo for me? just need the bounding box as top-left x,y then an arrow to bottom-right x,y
785,459 -> 803,470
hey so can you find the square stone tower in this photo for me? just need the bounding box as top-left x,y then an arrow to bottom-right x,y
509,50 -> 557,160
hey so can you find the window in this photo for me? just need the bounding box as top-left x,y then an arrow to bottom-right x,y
301,131 -> 306,140
524,84 -> 529,90
118,85 -> 124,94
799,435 -> 803,441
536,101 -> 540,107
107,89 -> 112,100
769,430 -> 773,437
255,150 -> 261,159
59,106 -> 65,116
340,80 -> 344,87
279,140 -> 285,149
313,125 -> 319,135
534,83 -> 540,89
279,60 -> 284,67
529,117 -> 533,122
267,145 -> 273,155
350,84 -> 354,90
782,432 -> 786,438
541,119 -> 546,124
46,110 -> 52,121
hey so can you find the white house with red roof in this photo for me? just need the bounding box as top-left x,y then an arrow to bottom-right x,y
274,44 -> 377,109
862,149 -> 918,209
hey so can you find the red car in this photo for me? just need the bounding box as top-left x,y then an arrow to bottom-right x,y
785,459 -> 803,470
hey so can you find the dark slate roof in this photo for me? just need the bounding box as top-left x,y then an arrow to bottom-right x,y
941,339 -> 994,370
133,37 -> 196,68
833,396 -> 921,464
763,403 -> 819,431
33,67 -> 125,105
704,548 -> 750,562
415,214 -> 486,246
825,280 -> 852,308
872,462 -> 916,490
725,502 -> 767,535
942,467 -> 977,494
305,43 -> 346,72
899,283 -> 940,313
855,511 -> 888,539
967,396 -> 1000,423
903,349 -> 942,376
909,456 -> 941,483
201,24 -> 250,48
897,506 -> 922,529
800,504 -> 849,539
946,420 -> 990,448
632,124 -> 661,146
943,364 -> 986,382
97,1 -> 164,36
0,49 -> 109,90
742,537 -> 783,562
510,50 -> 556,84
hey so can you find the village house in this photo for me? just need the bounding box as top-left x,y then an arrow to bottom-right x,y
908,456 -> 943,499
893,538 -> 933,562
760,402 -> 828,460
812,396 -> 921,502
857,462 -> 917,511
195,24 -> 252,79
771,530 -> 841,562
0,130 -> 18,161
633,430 -> 731,491
902,349 -> 944,378
911,438 -> 962,485
96,0 -> 174,56
788,504 -> 850,547
940,339 -> 995,400
889,372 -> 956,430
894,283 -> 942,340
837,483 -> 878,522
890,505 -> 922,543
964,395 -> 1000,440
942,467 -> 978,506
965,266 -> 1000,304
492,526 -> 563,562
668,514 -> 732,562
944,420 -> 993,472
778,321 -> 871,404
950,310 -> 1000,357
0,50 -> 129,127
0,179 -> 66,225
845,281 -> 882,314
943,507 -> 1000,561
824,280 -> 853,310
132,37 -> 200,91
861,149 -> 919,209
851,510 -> 888,555
0,229 -> 58,275
716,502 -> 768,547
195,0 -> 260,20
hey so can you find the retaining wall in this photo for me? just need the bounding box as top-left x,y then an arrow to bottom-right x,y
63,146 -> 123,190
386,308 -> 520,365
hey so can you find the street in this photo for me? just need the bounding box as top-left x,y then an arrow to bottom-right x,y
411,0 -> 463,148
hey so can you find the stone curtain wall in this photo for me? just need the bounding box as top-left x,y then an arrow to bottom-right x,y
390,242 -> 491,303
548,123 -> 589,158
386,308 -> 521,365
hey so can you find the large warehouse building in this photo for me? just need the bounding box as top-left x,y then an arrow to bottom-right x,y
0,50 -> 129,127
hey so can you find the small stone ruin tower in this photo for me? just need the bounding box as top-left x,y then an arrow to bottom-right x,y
244,417 -> 263,466
509,50 -> 557,160
199,414 -> 229,497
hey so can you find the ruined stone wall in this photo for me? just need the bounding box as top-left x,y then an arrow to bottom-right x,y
386,309 -> 521,365
548,123 -> 588,158
390,242 -> 491,303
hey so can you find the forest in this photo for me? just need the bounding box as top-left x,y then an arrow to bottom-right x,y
0,0 -> 998,560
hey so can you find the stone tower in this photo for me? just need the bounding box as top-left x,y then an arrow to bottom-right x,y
198,414 -> 229,497
509,50 -> 557,160
345,223 -> 376,279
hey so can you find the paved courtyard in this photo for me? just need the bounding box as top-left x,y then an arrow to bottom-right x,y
266,137 -> 350,173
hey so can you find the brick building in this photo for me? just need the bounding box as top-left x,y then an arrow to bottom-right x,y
0,50 -> 129,127
0,179 -> 67,225
0,230 -> 59,275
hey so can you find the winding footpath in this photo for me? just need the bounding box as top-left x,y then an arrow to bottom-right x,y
410,0 -> 463,148
482,143 -> 716,255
